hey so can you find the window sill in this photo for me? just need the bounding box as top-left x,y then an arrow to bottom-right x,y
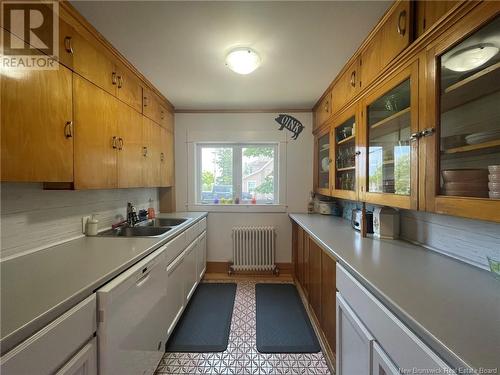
187,204 -> 288,213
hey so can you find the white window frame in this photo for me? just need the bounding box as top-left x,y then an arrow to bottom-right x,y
189,142 -> 286,212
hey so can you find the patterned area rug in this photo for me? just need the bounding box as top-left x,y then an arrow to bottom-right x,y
155,280 -> 331,375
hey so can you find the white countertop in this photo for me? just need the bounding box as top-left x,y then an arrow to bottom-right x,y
290,213 -> 500,372
0,212 -> 208,355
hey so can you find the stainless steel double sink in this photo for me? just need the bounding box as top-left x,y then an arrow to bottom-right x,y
97,217 -> 190,237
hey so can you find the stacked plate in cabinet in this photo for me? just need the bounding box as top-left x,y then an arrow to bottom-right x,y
441,169 -> 489,198
489,165 -> 500,199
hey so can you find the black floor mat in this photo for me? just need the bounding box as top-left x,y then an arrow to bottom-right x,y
255,283 -> 321,353
166,283 -> 237,352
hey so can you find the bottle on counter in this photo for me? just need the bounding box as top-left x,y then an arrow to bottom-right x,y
308,192 -> 315,213
86,214 -> 99,236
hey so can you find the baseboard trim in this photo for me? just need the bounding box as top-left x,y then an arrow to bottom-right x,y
206,261 -> 293,275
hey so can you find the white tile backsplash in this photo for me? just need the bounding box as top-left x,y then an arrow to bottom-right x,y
400,209 -> 500,270
0,183 -> 159,259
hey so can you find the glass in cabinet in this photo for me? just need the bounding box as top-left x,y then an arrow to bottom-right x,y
331,105 -> 359,200
438,16 -> 500,200
361,62 -> 419,209
425,5 -> 500,222
315,127 -> 331,195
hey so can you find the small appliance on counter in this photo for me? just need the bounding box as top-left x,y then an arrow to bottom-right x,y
351,209 -> 373,233
373,206 -> 400,239
317,199 -> 341,216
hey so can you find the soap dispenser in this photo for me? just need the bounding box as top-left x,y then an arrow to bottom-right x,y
86,214 -> 99,236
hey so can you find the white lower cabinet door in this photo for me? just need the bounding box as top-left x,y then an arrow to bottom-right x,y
97,247 -> 168,375
166,250 -> 186,337
55,337 -> 97,375
372,342 -> 400,375
197,232 -> 207,281
336,292 -> 374,375
184,241 -> 198,302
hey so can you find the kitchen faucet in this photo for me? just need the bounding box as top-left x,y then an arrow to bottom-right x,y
127,202 -> 138,226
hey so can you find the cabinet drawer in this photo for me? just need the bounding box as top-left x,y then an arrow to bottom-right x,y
0,295 -> 96,375
55,337 -> 97,375
336,264 -> 452,372
165,231 -> 187,266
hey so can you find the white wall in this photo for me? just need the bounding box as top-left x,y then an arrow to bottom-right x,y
0,183 -> 159,259
175,112 -> 313,263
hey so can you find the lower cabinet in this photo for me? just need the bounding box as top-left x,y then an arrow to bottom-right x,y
166,249 -> 187,337
336,293 -> 373,375
197,233 -> 207,280
336,263 -> 454,374
183,240 -> 199,302
0,295 -> 96,375
54,337 -> 97,375
292,224 -> 336,357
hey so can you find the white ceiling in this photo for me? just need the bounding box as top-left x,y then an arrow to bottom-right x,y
71,1 -> 390,111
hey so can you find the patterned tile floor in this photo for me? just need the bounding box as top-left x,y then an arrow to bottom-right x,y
155,280 -> 332,375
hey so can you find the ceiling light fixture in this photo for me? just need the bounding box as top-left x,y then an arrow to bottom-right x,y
225,47 -> 261,75
443,44 -> 499,72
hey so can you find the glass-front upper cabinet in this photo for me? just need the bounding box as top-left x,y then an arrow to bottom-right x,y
331,104 -> 359,200
425,6 -> 500,222
360,61 -> 419,209
314,126 -> 332,195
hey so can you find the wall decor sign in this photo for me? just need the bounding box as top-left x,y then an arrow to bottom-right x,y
275,114 -> 304,140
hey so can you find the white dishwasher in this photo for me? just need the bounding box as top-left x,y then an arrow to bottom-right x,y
97,245 -> 168,375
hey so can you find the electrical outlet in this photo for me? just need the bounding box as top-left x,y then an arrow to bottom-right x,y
82,216 -> 91,234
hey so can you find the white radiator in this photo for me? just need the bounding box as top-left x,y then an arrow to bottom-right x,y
231,226 -> 277,273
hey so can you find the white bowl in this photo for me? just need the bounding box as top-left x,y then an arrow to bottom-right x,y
489,191 -> 500,199
489,173 -> 500,182
488,165 -> 500,174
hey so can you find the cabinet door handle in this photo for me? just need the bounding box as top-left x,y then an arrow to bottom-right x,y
112,72 -> 117,85
397,10 -> 407,36
410,132 -> 421,142
421,128 -> 435,137
350,71 -> 356,87
64,121 -> 73,138
160,110 -> 164,120
118,137 -> 124,150
118,76 -> 123,89
112,136 -> 118,149
324,100 -> 329,113
64,36 -> 73,54
143,96 -> 149,107
355,151 -> 361,156
143,146 -> 148,157
160,152 -> 164,162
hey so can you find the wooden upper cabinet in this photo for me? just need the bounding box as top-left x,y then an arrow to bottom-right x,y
314,125 -> 333,196
332,57 -> 361,114
360,1 -> 412,89
73,75 -> 118,189
314,91 -> 332,131
62,26 -> 117,96
423,4 -> 500,222
160,127 -> 174,187
116,63 -> 143,113
415,1 -> 459,38
331,103 -> 360,201
1,32 -> 73,182
116,101 -> 143,188
359,59 -> 419,210
142,117 -> 162,187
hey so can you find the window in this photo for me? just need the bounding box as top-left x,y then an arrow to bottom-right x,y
197,143 -> 278,205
